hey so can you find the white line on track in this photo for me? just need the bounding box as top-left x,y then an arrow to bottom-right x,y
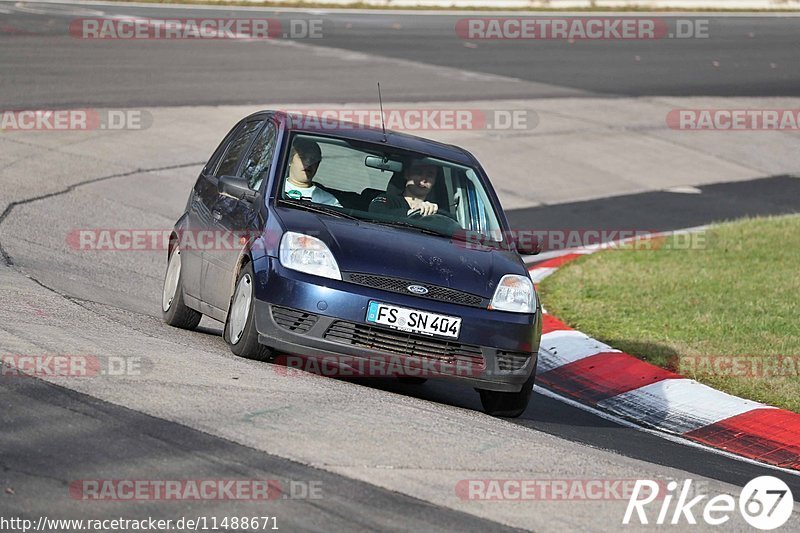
5,0 -> 800,16
11,1 -> 104,16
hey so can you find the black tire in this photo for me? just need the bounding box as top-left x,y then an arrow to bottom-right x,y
162,248 -> 202,330
477,372 -> 535,418
397,377 -> 428,385
224,262 -> 272,362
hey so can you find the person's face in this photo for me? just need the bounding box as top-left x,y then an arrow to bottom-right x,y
290,150 -> 320,185
405,164 -> 438,196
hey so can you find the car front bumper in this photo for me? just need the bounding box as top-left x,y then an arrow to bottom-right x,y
251,256 -> 541,392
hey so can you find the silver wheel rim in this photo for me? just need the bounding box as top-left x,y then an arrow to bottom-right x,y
162,249 -> 181,312
228,273 -> 252,345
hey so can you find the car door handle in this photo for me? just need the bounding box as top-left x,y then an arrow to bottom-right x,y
212,210 -> 223,220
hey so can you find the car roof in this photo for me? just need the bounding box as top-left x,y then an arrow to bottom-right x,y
246,110 -> 476,166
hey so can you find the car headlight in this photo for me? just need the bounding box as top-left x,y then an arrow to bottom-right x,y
279,232 -> 342,280
489,274 -> 537,313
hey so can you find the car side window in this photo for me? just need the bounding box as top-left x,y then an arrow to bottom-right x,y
241,121 -> 278,190
214,120 -> 262,178
202,125 -> 239,176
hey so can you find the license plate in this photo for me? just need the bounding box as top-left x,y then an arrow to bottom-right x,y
366,301 -> 461,339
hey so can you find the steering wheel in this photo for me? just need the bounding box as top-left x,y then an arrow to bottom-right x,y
407,208 -> 458,221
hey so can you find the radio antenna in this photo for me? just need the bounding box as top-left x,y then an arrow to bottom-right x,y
377,82 -> 388,143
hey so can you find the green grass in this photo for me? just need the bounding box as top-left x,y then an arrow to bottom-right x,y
539,215 -> 800,413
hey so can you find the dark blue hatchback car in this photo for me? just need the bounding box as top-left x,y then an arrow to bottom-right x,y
162,111 -> 542,417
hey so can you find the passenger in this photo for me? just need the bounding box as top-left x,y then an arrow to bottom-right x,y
284,138 -> 341,207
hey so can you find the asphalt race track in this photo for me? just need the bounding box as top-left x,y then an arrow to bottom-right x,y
2,3 -> 800,107
1,1 -> 799,531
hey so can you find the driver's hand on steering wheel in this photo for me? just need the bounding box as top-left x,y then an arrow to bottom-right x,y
408,201 -> 438,217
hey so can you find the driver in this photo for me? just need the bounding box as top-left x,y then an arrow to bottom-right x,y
284,138 -> 341,207
369,161 -> 441,217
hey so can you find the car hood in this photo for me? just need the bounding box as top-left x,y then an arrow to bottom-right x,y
275,207 -> 526,299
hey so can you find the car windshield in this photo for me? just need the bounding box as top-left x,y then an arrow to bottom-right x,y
278,133 -> 505,242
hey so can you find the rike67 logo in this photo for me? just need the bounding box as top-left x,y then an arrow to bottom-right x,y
624,476 -> 794,529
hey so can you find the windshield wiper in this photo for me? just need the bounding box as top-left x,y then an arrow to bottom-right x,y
277,199 -> 360,220
367,219 -> 449,238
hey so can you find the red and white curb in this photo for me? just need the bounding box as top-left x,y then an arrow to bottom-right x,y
528,241 -> 800,473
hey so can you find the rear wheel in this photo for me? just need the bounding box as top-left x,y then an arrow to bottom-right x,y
477,372 -> 535,418
224,262 -> 272,362
162,247 -> 202,330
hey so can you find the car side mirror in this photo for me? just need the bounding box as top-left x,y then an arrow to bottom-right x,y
218,175 -> 256,201
512,232 -> 542,256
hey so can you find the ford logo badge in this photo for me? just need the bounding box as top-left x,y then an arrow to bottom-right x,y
407,285 -> 429,295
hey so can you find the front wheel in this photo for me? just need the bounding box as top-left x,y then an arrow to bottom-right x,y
224,262 -> 272,362
162,247 -> 202,330
477,372 -> 535,418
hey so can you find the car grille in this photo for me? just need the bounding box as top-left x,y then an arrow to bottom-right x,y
344,273 -> 485,308
272,306 -> 319,334
323,320 -> 485,369
496,350 -> 533,372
